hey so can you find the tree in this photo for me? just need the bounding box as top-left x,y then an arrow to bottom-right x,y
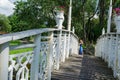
0,14 -> 11,33
9,0 -> 71,31
9,0 -> 115,43
72,0 -> 97,43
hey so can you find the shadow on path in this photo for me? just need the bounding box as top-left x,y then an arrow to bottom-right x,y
79,55 -> 116,80
51,54 -> 116,80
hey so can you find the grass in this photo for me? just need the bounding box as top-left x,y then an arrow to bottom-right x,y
10,40 -> 33,54
10,48 -> 33,54
10,40 -> 21,46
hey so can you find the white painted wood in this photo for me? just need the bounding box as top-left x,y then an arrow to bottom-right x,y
52,37 -> 57,70
8,51 -> 33,80
38,40 -> 48,79
60,35 -> 65,62
95,33 -> 120,79
72,26 -> 75,33
30,34 -> 41,80
116,35 -> 120,78
47,32 -> 53,80
0,28 -> 75,44
70,34 -> 79,55
69,34 -> 72,56
66,32 -> 70,58
102,28 -> 105,35
0,28 -> 79,80
111,34 -> 118,78
0,28 -> 57,42
41,36 -> 51,39
56,30 -> 62,70
62,33 -> 67,62
0,36 -> 12,44
108,36 -> 112,68
0,42 -> 9,80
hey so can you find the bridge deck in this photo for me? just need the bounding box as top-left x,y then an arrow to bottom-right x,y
51,54 -> 116,80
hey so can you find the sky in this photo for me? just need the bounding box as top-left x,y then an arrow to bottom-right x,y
0,0 -> 15,16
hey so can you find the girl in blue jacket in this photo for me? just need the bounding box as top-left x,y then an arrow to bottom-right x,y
79,40 -> 83,55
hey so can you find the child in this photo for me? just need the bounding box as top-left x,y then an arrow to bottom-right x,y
79,40 -> 83,55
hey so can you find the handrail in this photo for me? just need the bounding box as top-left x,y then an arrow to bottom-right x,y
0,28 -> 79,80
0,28 -> 78,44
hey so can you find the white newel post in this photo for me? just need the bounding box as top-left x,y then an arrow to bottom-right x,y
56,30 -> 62,70
47,32 -> 53,80
108,35 -> 112,68
114,16 -> 120,33
0,42 -> 9,80
102,28 -> 105,35
116,34 -> 120,79
62,33 -> 67,62
30,34 -> 41,80
55,11 -> 64,29
66,32 -> 70,59
113,34 -> 118,78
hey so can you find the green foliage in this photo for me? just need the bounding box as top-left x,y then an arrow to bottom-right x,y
9,0 -> 118,43
0,14 -> 11,32
72,0 -> 97,41
9,0 -> 73,31
9,14 -> 32,32
10,40 -> 21,45
9,0 -> 63,31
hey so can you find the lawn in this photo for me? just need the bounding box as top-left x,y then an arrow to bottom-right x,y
10,48 -> 33,54
10,40 -> 33,54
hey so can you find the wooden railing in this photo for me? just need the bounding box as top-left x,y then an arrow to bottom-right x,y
0,28 -> 79,80
95,33 -> 120,79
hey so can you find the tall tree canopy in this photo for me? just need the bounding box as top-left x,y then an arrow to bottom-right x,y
10,0 -> 70,32
9,0 -> 120,43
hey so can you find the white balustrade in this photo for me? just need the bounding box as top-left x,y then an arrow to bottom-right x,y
31,34 -> 41,80
0,42 -> 9,80
62,33 -> 67,62
95,33 -> 120,79
0,28 -> 79,80
66,32 -> 70,58
9,51 -> 33,80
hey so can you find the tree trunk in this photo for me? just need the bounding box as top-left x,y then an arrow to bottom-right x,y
82,1 -> 87,45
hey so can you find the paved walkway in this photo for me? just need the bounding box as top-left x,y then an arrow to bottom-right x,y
51,54 -> 116,80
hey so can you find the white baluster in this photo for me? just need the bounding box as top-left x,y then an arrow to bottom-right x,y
56,30 -> 62,70
108,35 -> 112,68
102,28 -> 105,35
72,26 -> 75,33
113,34 -> 118,78
114,34 -> 120,80
30,34 -> 41,80
0,42 -> 9,80
47,32 -> 53,80
66,32 -> 70,58
62,33 -> 67,62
